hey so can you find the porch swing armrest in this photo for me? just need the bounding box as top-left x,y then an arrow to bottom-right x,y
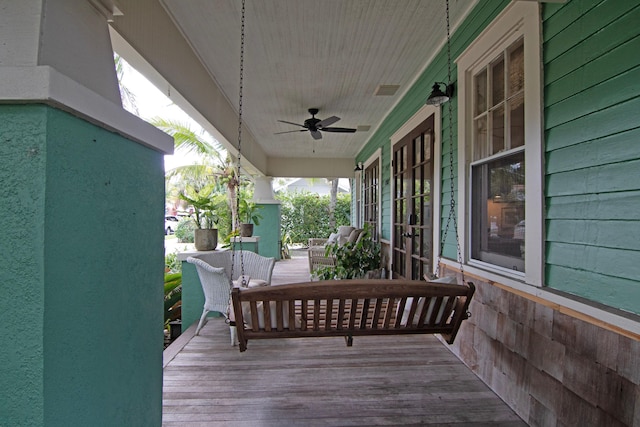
441,282 -> 475,344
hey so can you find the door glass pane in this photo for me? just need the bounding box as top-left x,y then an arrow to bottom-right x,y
423,195 -> 431,223
491,105 -> 505,155
424,133 -> 432,160
402,145 -> 407,170
414,136 -> 422,163
510,94 -> 525,148
412,258 -> 420,279
492,57 -> 504,107
474,69 -> 487,115
422,232 -> 431,258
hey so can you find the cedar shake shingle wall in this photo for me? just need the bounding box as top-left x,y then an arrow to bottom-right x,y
444,268 -> 639,426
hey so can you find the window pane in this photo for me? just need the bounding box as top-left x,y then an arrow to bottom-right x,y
492,57 -> 504,107
509,41 -> 524,95
474,116 -> 487,161
474,69 -> 487,115
492,105 -> 505,155
510,94 -> 525,148
471,151 -> 525,271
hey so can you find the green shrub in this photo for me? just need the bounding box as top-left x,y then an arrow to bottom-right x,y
278,191 -> 350,244
175,217 -> 196,243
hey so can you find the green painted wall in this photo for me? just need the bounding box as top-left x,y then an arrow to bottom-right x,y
0,105 -> 165,425
543,0 -> 640,314
254,203 -> 281,259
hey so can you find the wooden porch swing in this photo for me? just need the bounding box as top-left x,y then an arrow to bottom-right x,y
229,0 -> 473,352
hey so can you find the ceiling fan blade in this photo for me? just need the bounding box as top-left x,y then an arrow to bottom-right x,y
277,119 -> 307,128
310,130 -> 322,140
317,116 -> 340,128
274,130 -> 307,135
321,127 -> 357,133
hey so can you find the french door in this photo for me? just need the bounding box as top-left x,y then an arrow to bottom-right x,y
363,159 -> 379,241
392,116 -> 434,280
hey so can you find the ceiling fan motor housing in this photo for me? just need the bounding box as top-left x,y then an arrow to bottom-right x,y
304,117 -> 321,131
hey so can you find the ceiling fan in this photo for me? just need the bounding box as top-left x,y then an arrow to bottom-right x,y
275,108 -> 357,140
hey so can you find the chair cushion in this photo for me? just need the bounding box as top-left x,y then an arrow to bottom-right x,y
247,279 -> 268,288
347,228 -> 363,243
233,276 -> 268,288
337,226 -> 355,237
326,232 -> 340,245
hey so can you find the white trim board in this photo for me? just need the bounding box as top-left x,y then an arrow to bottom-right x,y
0,65 -> 173,154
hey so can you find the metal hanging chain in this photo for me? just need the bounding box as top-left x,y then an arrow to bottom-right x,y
436,0 -> 465,284
230,0 -> 246,289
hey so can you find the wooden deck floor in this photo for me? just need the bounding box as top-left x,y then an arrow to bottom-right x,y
163,253 -> 526,426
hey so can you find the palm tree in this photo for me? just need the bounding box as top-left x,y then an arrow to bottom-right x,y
114,54 -> 139,115
328,178 -> 339,230
152,118 -> 241,229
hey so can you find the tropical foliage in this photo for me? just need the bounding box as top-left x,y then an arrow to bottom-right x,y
314,225 -> 381,280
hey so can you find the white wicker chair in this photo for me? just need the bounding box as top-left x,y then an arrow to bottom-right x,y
186,252 -> 276,345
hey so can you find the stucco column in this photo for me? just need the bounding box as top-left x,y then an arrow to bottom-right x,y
251,176 -> 282,259
0,1 -> 171,425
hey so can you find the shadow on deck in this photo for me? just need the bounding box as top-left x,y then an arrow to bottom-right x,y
163,254 -> 526,426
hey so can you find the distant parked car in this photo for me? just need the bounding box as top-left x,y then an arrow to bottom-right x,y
165,216 -> 180,235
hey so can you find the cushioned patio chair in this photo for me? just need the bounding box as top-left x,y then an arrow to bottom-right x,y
187,251 -> 275,345
308,226 -> 363,274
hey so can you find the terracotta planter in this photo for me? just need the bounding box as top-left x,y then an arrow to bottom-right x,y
194,228 -> 218,251
239,223 -> 254,237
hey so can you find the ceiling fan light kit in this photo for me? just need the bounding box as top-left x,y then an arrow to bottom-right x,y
276,108 -> 357,140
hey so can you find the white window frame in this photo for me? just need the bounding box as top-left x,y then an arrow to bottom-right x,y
456,1 -> 544,287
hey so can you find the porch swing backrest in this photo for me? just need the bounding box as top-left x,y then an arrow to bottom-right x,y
231,279 -> 475,352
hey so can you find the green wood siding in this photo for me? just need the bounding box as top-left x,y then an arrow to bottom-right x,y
543,0 -> 640,314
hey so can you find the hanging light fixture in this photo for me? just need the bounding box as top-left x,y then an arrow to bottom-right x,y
426,0 -> 455,107
426,82 -> 455,106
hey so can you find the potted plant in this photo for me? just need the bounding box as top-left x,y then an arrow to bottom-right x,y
238,198 -> 263,237
315,225 -> 381,280
179,183 -> 219,250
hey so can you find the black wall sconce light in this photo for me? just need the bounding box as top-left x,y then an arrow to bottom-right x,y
354,162 -> 363,171
426,82 -> 455,106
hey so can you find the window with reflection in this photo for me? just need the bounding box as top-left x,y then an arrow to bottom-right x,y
471,38 -> 526,272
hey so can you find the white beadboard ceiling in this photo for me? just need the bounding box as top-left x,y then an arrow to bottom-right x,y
158,0 -> 472,160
